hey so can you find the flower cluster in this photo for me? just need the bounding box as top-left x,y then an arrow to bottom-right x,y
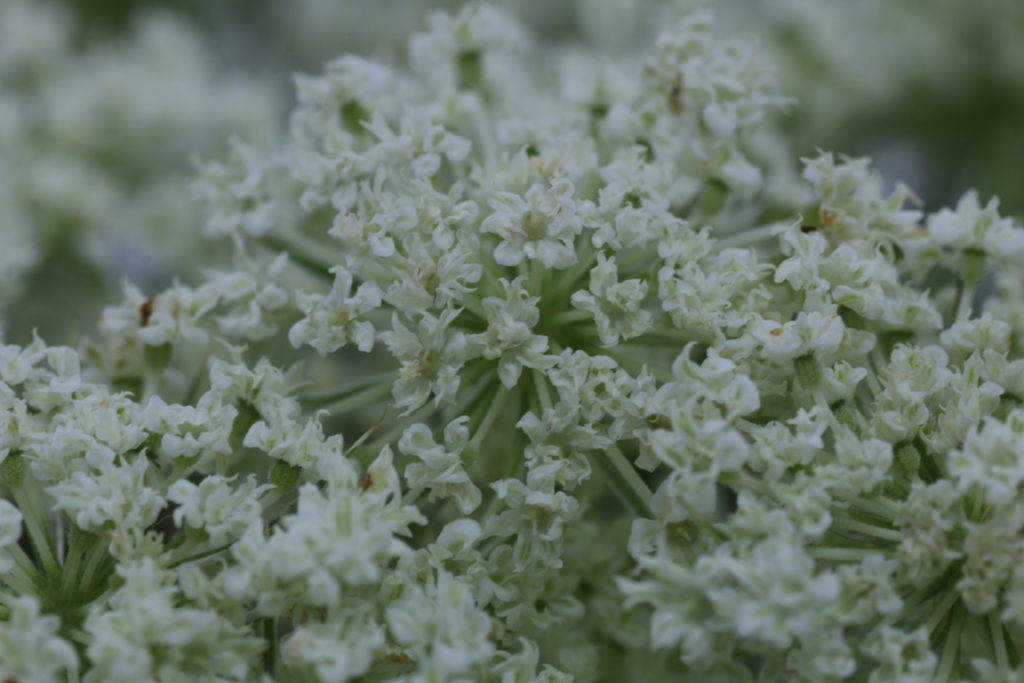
0,0 -> 277,339
2,3 -> 1024,682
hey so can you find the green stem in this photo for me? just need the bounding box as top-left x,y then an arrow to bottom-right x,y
808,546 -> 889,562
12,487 -> 60,580
167,542 -> 234,569
553,239 -> 599,300
830,516 -> 903,543
468,384 -> 510,455
529,260 -> 543,297
532,369 -> 553,413
65,627 -> 91,644
258,235 -> 335,280
720,468 -> 771,496
263,616 -> 279,676
714,222 -> 784,250
0,563 -> 42,597
902,562 -> 964,612
60,528 -> 90,604
954,282 -> 976,323
436,364 -> 497,438
847,494 -> 902,520
76,536 -> 110,597
935,602 -> 965,682
925,591 -> 961,637
546,309 -> 594,325
602,445 -> 653,517
460,293 -> 488,321
306,377 -> 395,415
301,371 -> 400,410
990,610 -> 1010,671
6,541 -> 44,589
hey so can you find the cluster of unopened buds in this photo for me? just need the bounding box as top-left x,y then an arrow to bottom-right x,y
2,4 -> 1024,682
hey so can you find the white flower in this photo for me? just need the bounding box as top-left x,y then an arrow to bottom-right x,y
83,559 -> 261,682
481,180 -> 582,269
861,626 -> 937,683
928,190 -> 1024,260
143,390 -> 237,468
243,415 -> 343,471
281,600 -> 385,682
399,416 -> 481,514
382,308 -> 468,413
0,596 -> 78,682
948,408 -> 1024,507
384,237 -> 482,312
751,310 -> 845,362
385,569 -> 494,677
167,474 -> 273,546
472,277 -> 553,388
570,253 -> 652,346
289,265 -> 382,354
48,456 -> 164,556
193,137 -> 279,241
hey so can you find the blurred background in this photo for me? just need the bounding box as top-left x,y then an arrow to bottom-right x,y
3,0 -> 1022,344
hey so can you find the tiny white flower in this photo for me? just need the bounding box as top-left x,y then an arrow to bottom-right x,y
481,179 -> 582,269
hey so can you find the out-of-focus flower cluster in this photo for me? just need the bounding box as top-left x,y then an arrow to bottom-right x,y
3,2 -> 1024,682
0,0 -> 278,341
714,0 -> 1024,212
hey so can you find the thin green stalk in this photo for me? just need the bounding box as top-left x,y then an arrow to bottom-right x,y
301,371 -> 400,409
475,396 -> 526,523
864,353 -> 885,396
263,616 -> 279,676
358,403 -> 433,458
60,529 -> 90,603
935,602 -> 965,682
532,369 -> 553,413
75,536 -> 110,597
829,516 -> 903,543
603,445 -> 653,516
848,495 -> 901,520
1,563 -> 42,597
714,222 -> 784,250
65,627 -> 91,644
465,379 -> 500,437
306,377 -> 396,415
167,542 -> 235,569
808,546 -> 890,562
901,562 -> 964,613
459,292 -> 488,321
990,610 -> 1010,671
554,241 -> 599,298
720,468 -> 770,496
468,384 -> 510,454
6,541 -> 44,589
258,235 -> 335,280
545,309 -> 594,325
954,283 -> 976,323
529,260 -> 543,297
925,591 -> 961,637
12,487 -> 60,580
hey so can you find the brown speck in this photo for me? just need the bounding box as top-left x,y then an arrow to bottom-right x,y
770,328 -> 784,336
668,82 -> 683,114
646,414 -> 671,430
139,296 -> 155,326
360,473 -> 373,491
386,653 -> 411,664
820,209 -> 839,228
